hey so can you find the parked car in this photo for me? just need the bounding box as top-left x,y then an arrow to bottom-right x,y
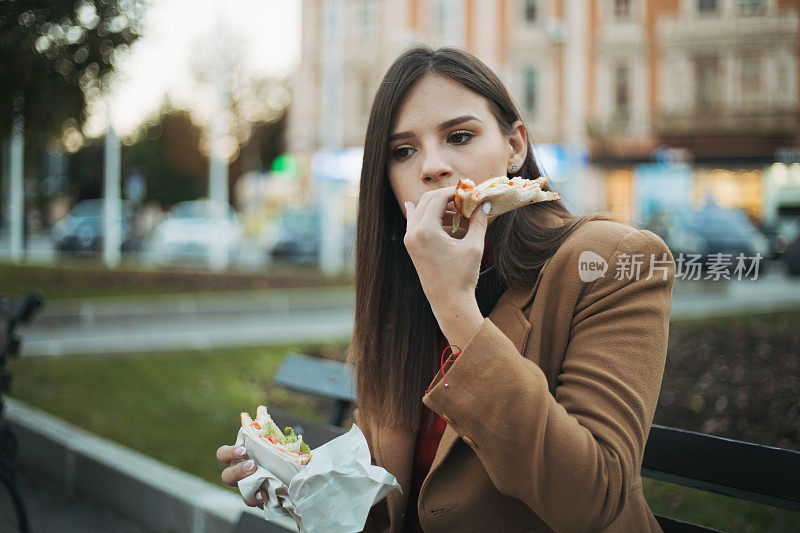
147,200 -> 243,265
785,232 -> 800,277
645,204 -> 769,272
51,199 -> 136,253
757,222 -> 789,259
269,208 -> 320,264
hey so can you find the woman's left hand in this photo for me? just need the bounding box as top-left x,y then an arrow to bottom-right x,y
404,187 -> 490,348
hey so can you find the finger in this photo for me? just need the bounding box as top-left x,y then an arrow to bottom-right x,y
414,189 -> 437,213
243,490 -> 268,508
216,445 -> 248,464
404,201 -> 416,229
464,200 -> 490,245
419,188 -> 454,230
221,458 -> 257,486
410,187 -> 447,227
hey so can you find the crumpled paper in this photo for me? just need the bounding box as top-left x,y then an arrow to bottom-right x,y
235,423 -> 401,533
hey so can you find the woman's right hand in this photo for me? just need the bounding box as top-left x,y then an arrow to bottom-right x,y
216,444 -> 268,508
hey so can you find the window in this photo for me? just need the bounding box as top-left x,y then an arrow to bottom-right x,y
738,0 -> 765,15
433,0 -> 449,34
695,56 -> 720,108
430,0 -> 463,46
523,68 -> 538,117
355,0 -> 378,39
614,64 -> 630,122
524,0 -> 538,24
614,0 -> 632,20
698,0 -> 718,13
741,56 -> 760,100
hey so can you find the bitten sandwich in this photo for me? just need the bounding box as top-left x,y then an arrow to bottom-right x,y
452,176 -> 560,234
241,405 -> 312,466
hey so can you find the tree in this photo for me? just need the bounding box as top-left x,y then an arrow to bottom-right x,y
0,0 -> 144,144
229,113 -> 286,182
122,107 -> 207,208
186,29 -> 290,183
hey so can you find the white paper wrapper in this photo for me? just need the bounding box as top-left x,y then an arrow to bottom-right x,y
235,423 -> 401,533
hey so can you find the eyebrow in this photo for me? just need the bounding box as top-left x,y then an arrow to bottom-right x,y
389,115 -> 483,143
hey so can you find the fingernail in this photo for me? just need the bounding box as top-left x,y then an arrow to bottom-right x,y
255,491 -> 264,502
482,201 -> 492,215
235,446 -> 247,457
243,460 -> 255,471
405,201 -> 413,213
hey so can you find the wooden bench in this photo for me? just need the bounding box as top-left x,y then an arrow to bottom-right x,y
238,353 -> 800,532
642,425 -> 800,531
273,353 -> 357,427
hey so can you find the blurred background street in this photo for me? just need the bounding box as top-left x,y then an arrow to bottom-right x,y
7,263 -> 799,357
2,0 -> 800,532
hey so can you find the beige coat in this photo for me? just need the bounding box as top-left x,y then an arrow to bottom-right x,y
357,220 -> 675,532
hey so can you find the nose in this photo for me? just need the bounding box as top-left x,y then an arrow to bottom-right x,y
419,146 -> 452,184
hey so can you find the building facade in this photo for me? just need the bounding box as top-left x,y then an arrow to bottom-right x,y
287,0 -> 800,222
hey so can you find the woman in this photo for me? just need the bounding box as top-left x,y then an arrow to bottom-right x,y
218,46 -> 674,532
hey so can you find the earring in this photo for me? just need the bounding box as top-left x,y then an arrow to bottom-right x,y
508,163 -> 518,173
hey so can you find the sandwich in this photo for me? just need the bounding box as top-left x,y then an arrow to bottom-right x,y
451,176 -> 560,234
241,405 -> 312,466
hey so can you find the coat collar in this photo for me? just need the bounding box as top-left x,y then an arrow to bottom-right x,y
376,266 -> 548,526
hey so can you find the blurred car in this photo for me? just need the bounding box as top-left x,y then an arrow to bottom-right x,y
51,199 -> 136,253
757,222 -> 789,259
147,200 -> 243,264
270,208 -> 320,264
645,204 -> 769,271
785,232 -> 800,277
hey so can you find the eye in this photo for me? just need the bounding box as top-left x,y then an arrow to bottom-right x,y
392,146 -> 415,160
448,130 -> 474,145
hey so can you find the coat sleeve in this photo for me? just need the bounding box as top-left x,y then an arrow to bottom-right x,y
422,229 -> 675,532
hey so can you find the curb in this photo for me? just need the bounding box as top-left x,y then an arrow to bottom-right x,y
4,398 -> 298,533
31,286 -> 355,328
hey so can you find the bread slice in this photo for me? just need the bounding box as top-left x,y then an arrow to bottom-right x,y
452,176 -> 560,233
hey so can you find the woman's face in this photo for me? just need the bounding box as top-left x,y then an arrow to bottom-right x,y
388,74 -> 527,233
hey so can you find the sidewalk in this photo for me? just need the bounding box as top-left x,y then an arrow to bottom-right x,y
4,398 -> 297,533
30,285 -> 354,328
671,267 -> 800,320
5,471 -> 145,532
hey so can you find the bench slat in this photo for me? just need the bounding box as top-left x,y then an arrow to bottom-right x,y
642,425 -> 800,512
273,353 -> 357,403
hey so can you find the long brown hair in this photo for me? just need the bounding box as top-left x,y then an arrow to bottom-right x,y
349,46 -> 618,429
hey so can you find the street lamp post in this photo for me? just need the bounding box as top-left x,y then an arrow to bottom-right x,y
563,0 -> 589,216
103,115 -> 122,269
318,0 -> 345,277
9,95 -> 25,264
209,19 -> 231,272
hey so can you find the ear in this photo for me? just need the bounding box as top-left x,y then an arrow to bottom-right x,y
506,120 -> 528,168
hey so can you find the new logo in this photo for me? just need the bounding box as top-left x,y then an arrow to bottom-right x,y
578,251 -> 607,282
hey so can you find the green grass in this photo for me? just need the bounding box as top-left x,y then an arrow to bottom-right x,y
0,261 -> 352,300
670,308 -> 800,332
7,331 -> 800,530
7,343 -> 345,489
643,477 -> 800,532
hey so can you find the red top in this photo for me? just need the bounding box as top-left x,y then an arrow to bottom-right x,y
405,331 -> 450,532
404,238 -> 496,531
